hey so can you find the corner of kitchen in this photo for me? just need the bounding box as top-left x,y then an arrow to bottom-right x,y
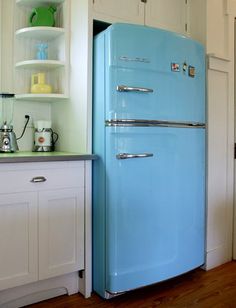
0,0 -> 236,307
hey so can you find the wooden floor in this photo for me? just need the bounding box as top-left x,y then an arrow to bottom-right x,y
28,261 -> 236,307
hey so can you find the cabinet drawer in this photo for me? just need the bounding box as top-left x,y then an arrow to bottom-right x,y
0,161 -> 84,194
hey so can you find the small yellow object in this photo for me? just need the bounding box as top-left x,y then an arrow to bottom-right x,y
31,73 -> 52,94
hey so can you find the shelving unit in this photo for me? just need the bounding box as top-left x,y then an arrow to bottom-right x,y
15,60 -> 65,69
15,27 -> 65,40
16,0 -> 65,6
14,0 -> 69,101
15,93 -> 68,101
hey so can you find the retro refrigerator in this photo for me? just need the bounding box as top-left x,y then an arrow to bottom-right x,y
92,23 -> 205,299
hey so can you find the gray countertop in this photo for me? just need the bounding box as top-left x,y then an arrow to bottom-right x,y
0,151 -> 97,163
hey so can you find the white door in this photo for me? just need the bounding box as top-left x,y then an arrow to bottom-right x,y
145,0 -> 188,35
38,188 -> 84,280
92,0 -> 144,24
0,193 -> 38,291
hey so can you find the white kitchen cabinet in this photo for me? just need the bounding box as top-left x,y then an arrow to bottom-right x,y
0,161 -> 85,292
0,192 -> 38,291
145,0 -> 188,34
92,0 -> 145,24
92,0 -> 188,35
39,187 -> 84,280
14,0 -> 70,101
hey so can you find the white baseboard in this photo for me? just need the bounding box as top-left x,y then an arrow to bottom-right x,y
0,272 -> 79,307
205,245 -> 231,270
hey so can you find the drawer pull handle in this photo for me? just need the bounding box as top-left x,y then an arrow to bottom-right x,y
31,176 -> 47,183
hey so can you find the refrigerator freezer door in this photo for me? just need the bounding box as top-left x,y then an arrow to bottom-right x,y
105,126 -> 205,293
104,24 -> 205,123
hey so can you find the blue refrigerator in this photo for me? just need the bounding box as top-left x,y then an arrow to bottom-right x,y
93,23 -> 205,299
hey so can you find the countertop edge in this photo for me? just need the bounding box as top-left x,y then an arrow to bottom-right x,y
0,154 -> 98,163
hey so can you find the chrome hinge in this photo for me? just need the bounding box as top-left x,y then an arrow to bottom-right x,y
234,143 -> 236,159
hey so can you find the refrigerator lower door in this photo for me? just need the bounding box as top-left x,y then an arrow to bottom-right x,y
105,126 -> 205,294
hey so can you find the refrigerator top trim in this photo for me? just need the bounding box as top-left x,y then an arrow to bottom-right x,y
105,119 -> 205,128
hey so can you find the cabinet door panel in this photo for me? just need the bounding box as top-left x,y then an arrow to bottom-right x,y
145,0 -> 187,34
0,193 -> 38,291
39,188 -> 84,280
93,0 -> 144,24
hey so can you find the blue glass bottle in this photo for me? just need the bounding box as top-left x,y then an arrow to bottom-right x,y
36,43 -> 48,60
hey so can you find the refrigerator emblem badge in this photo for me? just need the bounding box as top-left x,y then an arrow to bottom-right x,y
171,63 -> 180,72
188,66 -> 195,78
119,56 -> 150,63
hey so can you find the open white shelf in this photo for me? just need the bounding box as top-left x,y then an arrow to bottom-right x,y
14,0 -> 69,102
15,27 -> 65,40
16,0 -> 65,7
15,93 -> 69,102
15,60 -> 65,69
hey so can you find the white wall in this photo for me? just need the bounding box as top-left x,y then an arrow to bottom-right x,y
206,0 -> 229,57
51,0 -> 93,153
188,0 -> 236,269
204,0 -> 236,268
188,0 -> 206,46
0,0 -> 51,151
0,0 -> 88,154
0,1 -> 2,90
1,0 -> 14,93
206,57 -> 234,268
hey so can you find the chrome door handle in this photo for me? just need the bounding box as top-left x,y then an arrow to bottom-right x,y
30,176 -> 47,183
116,153 -> 154,159
117,85 -> 154,93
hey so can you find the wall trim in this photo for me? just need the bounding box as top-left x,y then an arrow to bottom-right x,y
225,0 -> 236,16
207,54 -> 230,72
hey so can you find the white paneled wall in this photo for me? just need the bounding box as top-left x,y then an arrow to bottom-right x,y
0,0 -> 51,151
206,57 -> 233,268
51,0 -> 93,153
1,0 -> 14,93
0,1 -> 2,90
204,0 -> 236,267
188,0 -> 206,46
206,0 -> 229,57
189,0 -> 236,268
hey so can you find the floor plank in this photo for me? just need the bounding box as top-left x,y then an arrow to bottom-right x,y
28,261 -> 236,307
